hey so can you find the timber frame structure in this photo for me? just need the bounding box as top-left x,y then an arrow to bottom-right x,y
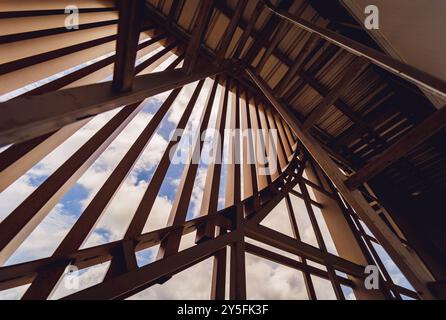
0,0 -> 445,300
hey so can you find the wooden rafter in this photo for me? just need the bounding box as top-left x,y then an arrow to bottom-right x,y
112,0 -> 144,92
0,64 -> 224,145
232,0 -> 264,59
245,67 -> 436,299
302,56 -> 368,130
261,0 -> 446,100
346,105 -> 446,190
216,0 -> 247,62
182,0 -> 214,74
243,0 -> 293,65
0,0 -> 443,301
167,0 -> 184,26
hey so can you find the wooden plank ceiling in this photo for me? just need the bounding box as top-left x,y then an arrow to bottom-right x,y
144,0 -> 446,199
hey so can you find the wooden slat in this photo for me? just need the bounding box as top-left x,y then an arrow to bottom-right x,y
262,0 -> 446,100
241,90 -> 259,203
246,67 -> 436,299
216,0 -> 247,62
255,20 -> 288,73
112,0 -> 144,92
243,0 -> 293,65
0,104 -> 143,265
233,1 -> 264,59
0,33 -> 116,75
228,83 -> 246,300
302,56 -> 368,130
0,20 -> 119,45
0,7 -> 117,19
0,63 -> 224,145
196,78 -> 231,242
182,0 -> 214,73
21,89 -> 182,300
62,231 -> 239,300
167,0 -> 184,26
105,81 -> 206,279
346,105 -> 446,189
157,77 -> 219,259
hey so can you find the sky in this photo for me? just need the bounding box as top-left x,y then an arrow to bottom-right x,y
0,38 -> 414,300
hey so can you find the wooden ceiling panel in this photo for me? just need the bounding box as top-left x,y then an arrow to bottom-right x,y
177,0 -> 199,31
204,11 -> 227,51
139,0 -> 446,198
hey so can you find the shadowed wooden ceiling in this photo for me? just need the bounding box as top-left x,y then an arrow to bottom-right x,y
144,0 -> 446,277
145,0 -> 446,197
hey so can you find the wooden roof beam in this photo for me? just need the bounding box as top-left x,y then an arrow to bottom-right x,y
182,0 -> 214,74
245,66 -> 436,299
261,0 -> 446,100
274,33 -> 320,97
297,64 -> 386,145
167,0 -> 184,27
112,0 -> 144,92
243,0 -> 293,65
255,20 -> 289,73
302,56 -> 368,130
232,1 -> 264,59
255,1 -> 309,73
346,105 -> 446,190
216,0 -> 247,62
0,64 -> 225,145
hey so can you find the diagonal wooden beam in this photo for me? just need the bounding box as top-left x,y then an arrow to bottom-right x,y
62,231 -> 238,300
216,0 -> 247,62
21,89 -> 183,300
261,0 -> 446,100
167,0 -> 184,26
0,211 -> 231,292
274,33 -> 320,97
112,0 -> 144,92
255,20 -> 289,73
182,0 -> 214,74
157,78 -> 219,259
245,242 -> 355,288
243,0 -> 293,65
104,81 -> 207,280
254,0 -> 308,73
246,224 -> 365,278
346,105 -> 446,190
233,0 -> 264,59
0,104 -> 143,266
245,67 -> 436,299
0,63 -> 224,145
0,38 -> 176,193
302,56 -> 368,130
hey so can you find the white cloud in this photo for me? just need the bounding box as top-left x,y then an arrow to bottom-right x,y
6,204 -> 76,265
128,233 -> 212,300
246,253 -> 309,300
